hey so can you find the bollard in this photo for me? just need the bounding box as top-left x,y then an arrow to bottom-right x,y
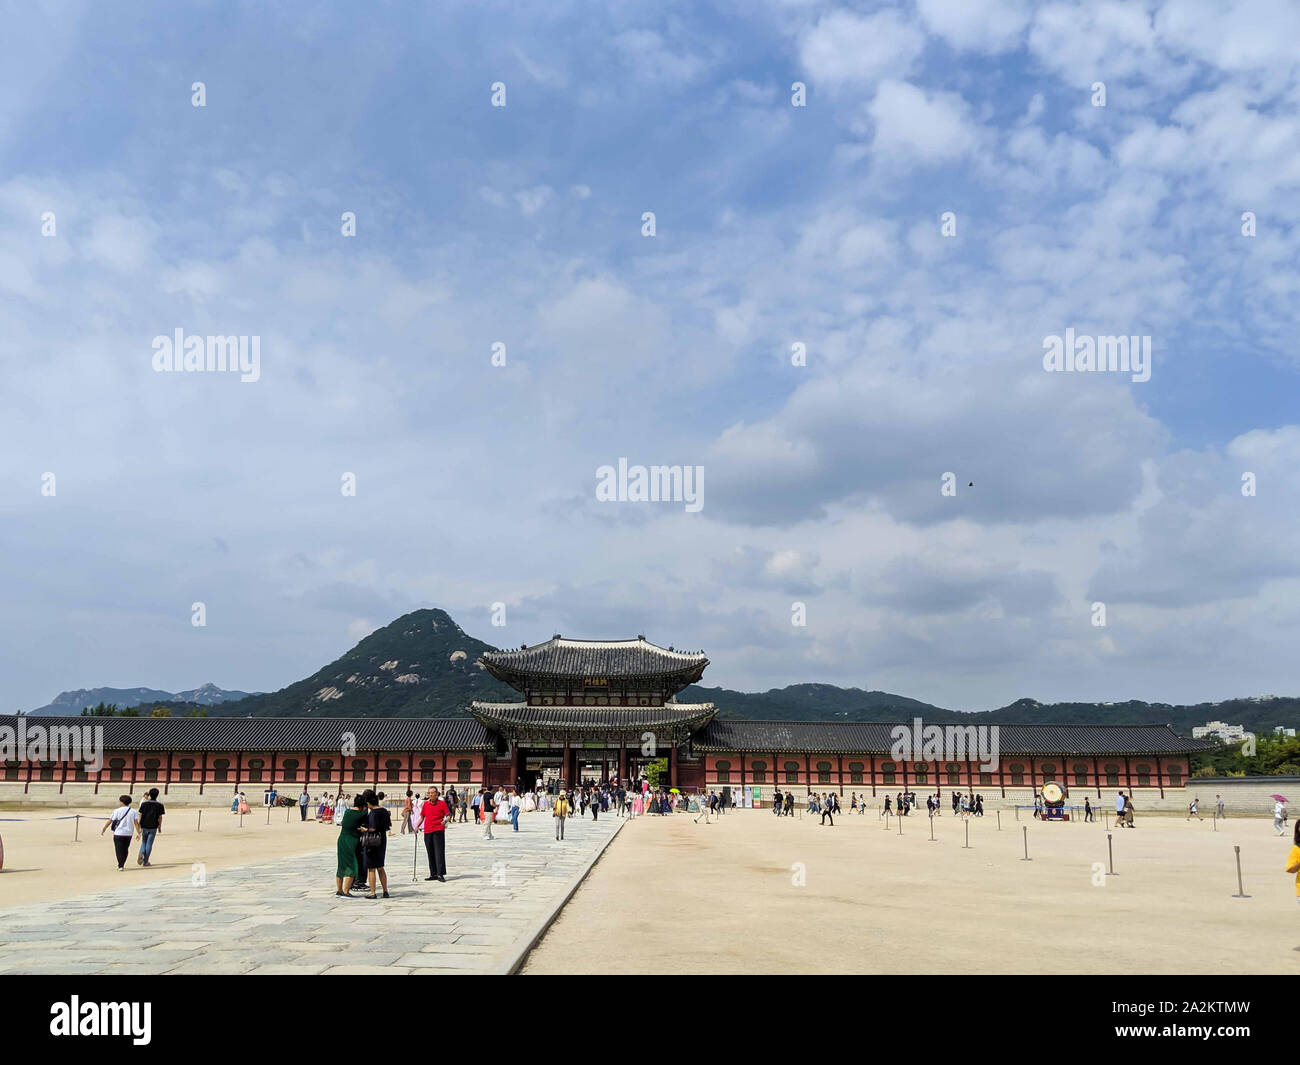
239,811 -> 244,828
1213,814 -> 1218,833
197,809 -> 202,832
963,819 -> 971,849
1107,833 -> 1116,876
266,805 -> 271,825
929,811 -> 936,841
1231,845 -> 1251,898
73,814 -> 80,842
1015,806 -> 1019,821
996,809 -> 1001,831
286,806 -> 291,823
898,812 -> 902,835
1020,825 -> 1031,860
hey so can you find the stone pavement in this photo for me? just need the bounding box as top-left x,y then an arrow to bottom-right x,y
0,811 -> 624,975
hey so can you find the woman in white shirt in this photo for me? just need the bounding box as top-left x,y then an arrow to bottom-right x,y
101,795 -> 138,870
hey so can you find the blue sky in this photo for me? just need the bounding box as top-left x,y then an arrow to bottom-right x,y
3,0 -> 1299,712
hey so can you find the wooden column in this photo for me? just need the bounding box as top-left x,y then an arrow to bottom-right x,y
199,751 -> 207,796
59,755 -> 69,795
235,751 -> 243,795
164,750 -> 173,795
1093,755 -> 1101,797
24,755 -> 34,794
129,750 -> 139,793
804,753 -> 811,793
837,755 -> 844,794
1156,754 -> 1165,798
1124,756 -> 1133,795
869,753 -> 877,797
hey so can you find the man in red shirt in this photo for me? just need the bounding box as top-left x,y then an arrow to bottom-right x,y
420,786 -> 451,882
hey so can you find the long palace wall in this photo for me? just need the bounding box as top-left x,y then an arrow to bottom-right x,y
0,750 -> 490,806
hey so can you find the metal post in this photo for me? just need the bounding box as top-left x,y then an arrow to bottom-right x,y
1020,825 -> 1031,860
1107,832 -> 1116,875
1231,845 -> 1250,898
929,810 -> 935,841
239,811 -> 244,828
996,809 -> 1001,831
266,805 -> 271,825
898,811 -> 902,835
1015,805 -> 1019,821
197,809 -> 202,832
73,814 -> 80,842
413,830 -> 419,882
963,819 -> 970,849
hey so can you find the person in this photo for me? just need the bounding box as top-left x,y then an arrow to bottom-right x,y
1114,791 -> 1126,828
481,787 -> 496,840
471,789 -> 482,823
821,794 -> 835,826
1216,794 -> 1225,819
1276,800 -> 1288,837
361,789 -> 392,899
1286,822 -> 1300,909
335,794 -> 367,897
419,786 -> 451,881
238,792 -> 250,815
883,794 -> 891,817
553,790 -> 570,840
137,788 -> 165,867
400,790 -> 414,835
772,788 -> 783,815
458,790 -> 469,822
509,790 -> 521,832
591,790 -> 599,822
230,792 -> 239,814
101,795 -> 137,870
1123,793 -> 1135,828
1083,797 -> 1093,822
299,787 -> 310,821
695,790 -> 711,824
1187,797 -> 1200,821
783,791 -> 794,817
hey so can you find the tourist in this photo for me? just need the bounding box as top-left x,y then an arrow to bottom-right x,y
1275,800 -> 1288,837
1123,793 -> 1135,828
821,794 -> 835,827
1187,797 -> 1200,821
481,788 -> 496,839
554,790 -> 570,840
1084,797 -> 1093,822
772,788 -> 783,815
1286,822 -> 1300,908
695,791 -> 711,824
238,792 -> 250,815
783,791 -> 794,817
299,787 -> 310,821
334,795 -> 367,897
1216,794 -> 1225,819
419,786 -> 451,881
137,788 -> 165,868
361,789 -> 392,899
882,794 -> 891,817
975,793 -> 984,816
400,790 -> 414,834
458,790 -> 469,822
230,792 -> 239,814
1114,792 -> 1126,828
471,790 -> 482,823
509,790 -> 521,832
101,795 -> 138,871
591,789 -> 599,821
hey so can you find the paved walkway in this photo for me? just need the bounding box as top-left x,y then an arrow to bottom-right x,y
0,812 -> 624,975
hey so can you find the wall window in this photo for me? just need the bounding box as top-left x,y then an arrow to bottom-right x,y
385,759 -> 403,782
39,761 -> 56,782
1104,763 -> 1120,787
1072,762 -> 1089,787
74,762 -> 90,782
783,761 -> 800,784
281,758 -> 299,782
178,758 -> 195,783
350,759 -> 368,783
816,760 -> 832,784
1167,764 -> 1183,787
109,757 -> 126,782
715,760 -> 731,784
946,763 -> 962,786
246,758 -> 264,783
419,759 -> 437,783
979,772 -> 992,787
316,758 -> 334,780
1039,763 -> 1056,781
142,758 -> 161,781
1135,763 -> 1151,787
2,761 -> 18,781
849,761 -> 864,784
456,759 -> 473,783
912,762 -> 929,786
750,760 -> 767,783
881,761 -> 896,785
213,758 -> 230,783
1008,763 -> 1025,786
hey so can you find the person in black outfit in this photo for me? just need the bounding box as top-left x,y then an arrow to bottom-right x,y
361,789 -> 391,899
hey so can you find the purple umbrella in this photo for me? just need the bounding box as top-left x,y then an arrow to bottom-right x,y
1270,794 -> 1289,803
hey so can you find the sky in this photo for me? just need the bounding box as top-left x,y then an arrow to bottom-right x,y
2,0 -> 1299,713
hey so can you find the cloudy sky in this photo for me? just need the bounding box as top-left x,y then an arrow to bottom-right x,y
3,0 -> 1299,712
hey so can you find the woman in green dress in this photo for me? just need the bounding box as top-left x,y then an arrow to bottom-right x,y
335,794 -> 367,896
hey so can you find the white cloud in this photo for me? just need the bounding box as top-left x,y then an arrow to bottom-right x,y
866,79 -> 978,164
798,9 -> 925,89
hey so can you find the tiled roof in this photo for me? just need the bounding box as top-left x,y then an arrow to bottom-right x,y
480,637 -> 708,683
693,720 -> 1215,756
470,702 -> 716,734
3,715 -> 495,752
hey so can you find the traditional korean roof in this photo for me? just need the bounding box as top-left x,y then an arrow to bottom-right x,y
693,720 -> 1215,756
469,701 -> 716,737
2,715 -> 495,753
480,636 -> 708,687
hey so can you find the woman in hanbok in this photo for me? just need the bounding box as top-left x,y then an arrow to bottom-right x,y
230,793 -> 240,813
237,793 -> 250,815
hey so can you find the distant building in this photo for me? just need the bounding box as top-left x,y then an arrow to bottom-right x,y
1192,720 -> 1247,742
1272,726 -> 1296,738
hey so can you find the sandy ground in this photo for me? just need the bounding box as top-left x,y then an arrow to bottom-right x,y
0,804 -> 347,907
522,808 -> 1300,974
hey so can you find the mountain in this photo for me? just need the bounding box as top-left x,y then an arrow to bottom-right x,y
28,683 -> 257,715
28,607 -> 1300,734
198,608 -> 514,718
